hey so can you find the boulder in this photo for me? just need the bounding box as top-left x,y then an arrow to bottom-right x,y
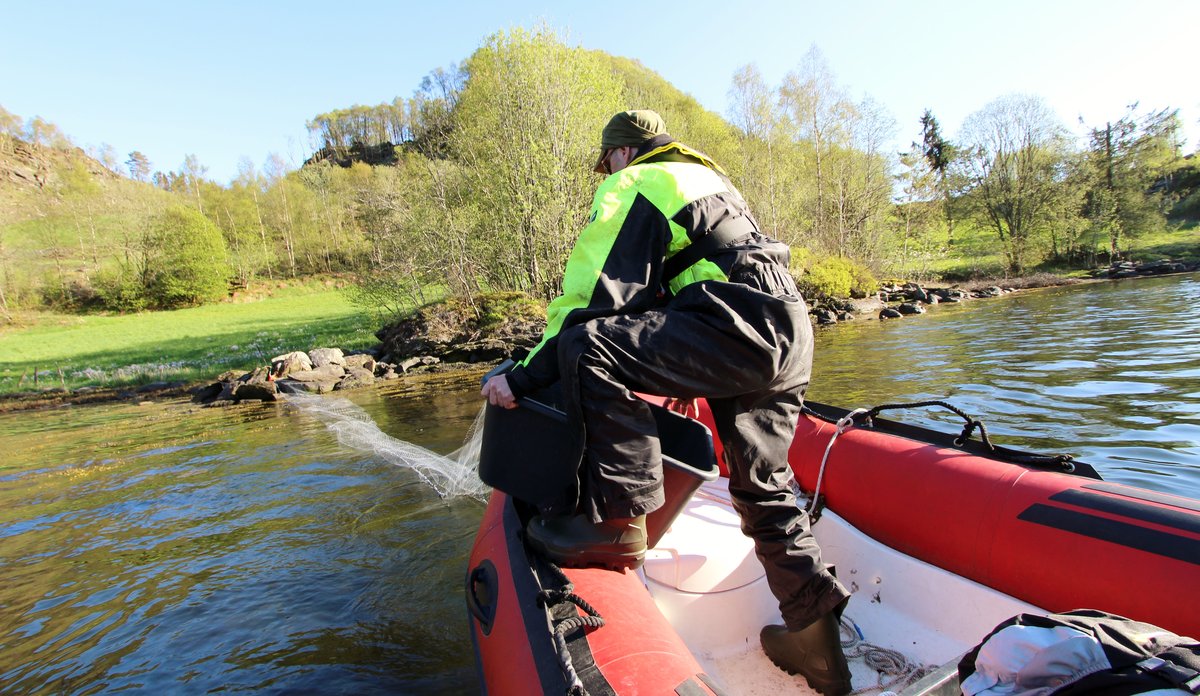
288,364 -> 346,382
906,286 -> 930,303
308,347 -> 346,368
898,302 -> 925,315
216,381 -> 239,401
239,366 -> 273,385
271,351 -> 313,378
813,308 -> 838,325
335,367 -> 376,391
879,307 -> 902,319
836,311 -> 855,322
276,378 -> 338,394
344,354 -> 377,372
191,382 -> 223,403
236,381 -> 278,402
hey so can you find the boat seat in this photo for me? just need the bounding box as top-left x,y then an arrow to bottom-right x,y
644,479 -> 765,592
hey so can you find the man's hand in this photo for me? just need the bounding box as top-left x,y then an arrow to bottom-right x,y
481,374 -> 518,409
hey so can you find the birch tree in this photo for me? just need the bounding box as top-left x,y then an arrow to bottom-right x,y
959,94 -> 1072,274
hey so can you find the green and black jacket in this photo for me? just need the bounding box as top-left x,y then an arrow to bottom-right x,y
505,136 -> 794,399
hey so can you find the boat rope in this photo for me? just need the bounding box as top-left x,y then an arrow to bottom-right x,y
806,408 -> 868,521
801,401 -> 1077,473
841,617 -> 937,695
534,558 -> 607,696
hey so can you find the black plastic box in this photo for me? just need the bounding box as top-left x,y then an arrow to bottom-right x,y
479,373 -> 719,548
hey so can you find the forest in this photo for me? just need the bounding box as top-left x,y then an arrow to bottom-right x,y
1,26 -> 1197,322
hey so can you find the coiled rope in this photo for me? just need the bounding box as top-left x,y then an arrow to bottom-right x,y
841,618 -> 938,695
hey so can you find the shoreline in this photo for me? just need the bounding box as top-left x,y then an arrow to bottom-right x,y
3,267 -> 1195,415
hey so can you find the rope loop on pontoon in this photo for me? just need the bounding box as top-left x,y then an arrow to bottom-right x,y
804,400 -> 1078,474
806,408 -> 869,521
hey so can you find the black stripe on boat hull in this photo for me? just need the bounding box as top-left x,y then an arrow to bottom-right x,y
1050,489 -> 1200,535
1082,482 -> 1200,514
1017,503 -> 1200,565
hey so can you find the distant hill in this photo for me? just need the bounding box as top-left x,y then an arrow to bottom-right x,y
0,136 -> 120,193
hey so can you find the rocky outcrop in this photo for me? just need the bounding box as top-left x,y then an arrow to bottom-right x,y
1091,259 -> 1199,279
192,367 -> 279,406
193,347 -> 420,406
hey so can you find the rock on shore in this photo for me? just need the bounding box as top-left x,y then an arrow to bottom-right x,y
191,347 -> 420,406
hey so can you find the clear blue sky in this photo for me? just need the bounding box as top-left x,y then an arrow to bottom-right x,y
2,0 -> 1196,184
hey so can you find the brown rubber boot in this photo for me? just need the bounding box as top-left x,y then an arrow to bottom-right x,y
525,514 -> 647,570
760,614 -> 852,696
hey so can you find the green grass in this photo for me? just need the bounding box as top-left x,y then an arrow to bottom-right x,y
0,288 -> 380,394
1126,221 -> 1200,262
907,219 -> 1200,280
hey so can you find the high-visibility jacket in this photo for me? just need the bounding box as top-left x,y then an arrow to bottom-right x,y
506,137 -> 792,399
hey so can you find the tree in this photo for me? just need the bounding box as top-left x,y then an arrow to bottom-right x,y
728,64 -> 786,236
452,25 -> 624,299
919,109 -> 958,247
774,46 -> 894,265
406,64 -> 465,159
126,151 -> 152,181
1081,106 -> 1181,258
141,205 -> 228,307
0,105 -> 21,154
180,154 -> 208,214
24,116 -> 69,148
778,47 -> 846,247
958,94 -> 1072,275
893,149 -> 943,277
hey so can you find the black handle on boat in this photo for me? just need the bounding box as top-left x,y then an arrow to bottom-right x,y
466,561 -> 498,634
846,400 -> 1078,473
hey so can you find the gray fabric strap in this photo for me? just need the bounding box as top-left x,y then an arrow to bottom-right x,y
662,216 -> 756,284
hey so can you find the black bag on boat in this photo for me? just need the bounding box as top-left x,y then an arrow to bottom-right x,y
957,609 -> 1200,696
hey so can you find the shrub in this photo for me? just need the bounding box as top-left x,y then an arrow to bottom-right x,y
797,256 -> 878,299
94,267 -> 148,312
142,206 -> 229,308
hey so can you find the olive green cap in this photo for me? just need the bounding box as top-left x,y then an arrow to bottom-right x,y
601,109 -> 666,148
593,110 -> 667,173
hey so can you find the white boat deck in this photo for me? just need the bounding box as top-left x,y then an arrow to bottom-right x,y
641,480 -> 1042,695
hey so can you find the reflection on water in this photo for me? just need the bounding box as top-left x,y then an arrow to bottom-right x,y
808,274 -> 1200,497
0,274 -> 1197,693
0,379 -> 487,694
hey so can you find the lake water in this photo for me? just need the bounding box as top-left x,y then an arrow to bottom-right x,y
2,273 -> 1197,694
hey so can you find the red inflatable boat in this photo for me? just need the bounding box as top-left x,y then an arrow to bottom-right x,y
466,399 -> 1200,695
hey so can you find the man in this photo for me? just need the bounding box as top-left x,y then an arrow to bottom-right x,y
481,110 -> 852,695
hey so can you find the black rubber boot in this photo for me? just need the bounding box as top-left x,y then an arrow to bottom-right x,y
525,514 -> 647,570
760,614 -> 852,696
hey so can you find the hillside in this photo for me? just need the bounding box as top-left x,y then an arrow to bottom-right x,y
0,137 -> 120,193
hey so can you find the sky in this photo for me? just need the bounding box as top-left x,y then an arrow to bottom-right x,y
2,0 -> 1196,184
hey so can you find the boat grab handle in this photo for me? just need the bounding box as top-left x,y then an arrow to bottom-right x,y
466,560 -> 498,635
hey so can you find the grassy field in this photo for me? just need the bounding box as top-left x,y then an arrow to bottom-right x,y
0,285 -> 381,395
915,220 -> 1200,280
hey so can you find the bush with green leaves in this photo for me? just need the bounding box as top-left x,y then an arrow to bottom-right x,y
94,267 -> 148,312
797,256 -> 878,300
142,206 -> 229,308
